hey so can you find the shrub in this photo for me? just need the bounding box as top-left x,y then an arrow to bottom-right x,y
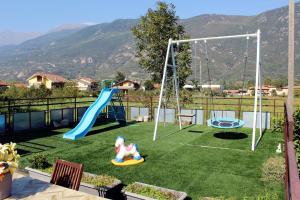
144,80 -> 154,91
124,183 -> 179,200
28,153 -> 51,169
261,156 -> 285,183
41,166 -> 53,174
271,118 -> 284,133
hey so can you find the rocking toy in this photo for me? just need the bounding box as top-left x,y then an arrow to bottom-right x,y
111,136 -> 144,166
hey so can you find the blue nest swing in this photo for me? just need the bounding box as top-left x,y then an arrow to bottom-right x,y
207,117 -> 245,129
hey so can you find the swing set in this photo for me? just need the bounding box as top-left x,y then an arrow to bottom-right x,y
153,30 -> 263,151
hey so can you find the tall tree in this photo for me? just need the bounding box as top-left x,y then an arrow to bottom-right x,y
132,2 -> 192,87
115,71 -> 126,83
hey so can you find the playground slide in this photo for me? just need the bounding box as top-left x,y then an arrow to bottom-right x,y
63,88 -> 119,140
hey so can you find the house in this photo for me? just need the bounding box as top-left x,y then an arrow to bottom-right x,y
76,77 -> 99,91
223,90 -> 240,96
276,87 -> 288,96
247,85 -> 277,96
113,80 -> 140,93
27,72 -> 67,89
183,84 -> 195,90
0,81 -> 8,90
201,84 -> 224,91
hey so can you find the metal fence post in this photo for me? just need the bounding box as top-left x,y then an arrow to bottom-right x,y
205,97 -> 209,123
150,96 -> 153,121
8,99 -> 11,134
47,98 -> 50,126
126,96 -> 129,120
273,99 -> 276,118
74,97 -> 77,122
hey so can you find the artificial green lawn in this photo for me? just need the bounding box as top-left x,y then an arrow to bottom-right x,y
11,122 -> 283,199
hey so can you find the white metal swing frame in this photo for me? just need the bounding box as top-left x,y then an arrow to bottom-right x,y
153,30 -> 263,151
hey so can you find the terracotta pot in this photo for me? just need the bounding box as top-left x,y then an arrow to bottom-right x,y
0,172 -> 12,200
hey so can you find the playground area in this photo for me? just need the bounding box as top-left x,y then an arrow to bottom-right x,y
11,121 -> 283,199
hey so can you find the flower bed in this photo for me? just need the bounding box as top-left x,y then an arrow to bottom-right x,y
123,182 -> 187,200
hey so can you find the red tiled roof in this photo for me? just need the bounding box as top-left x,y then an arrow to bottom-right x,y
0,80 -> 8,86
224,90 -> 240,94
78,77 -> 98,83
28,72 -> 67,83
113,80 -> 139,86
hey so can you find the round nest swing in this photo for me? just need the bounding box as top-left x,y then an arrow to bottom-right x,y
207,117 -> 245,129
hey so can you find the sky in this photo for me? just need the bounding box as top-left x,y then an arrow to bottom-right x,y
0,0 -> 295,32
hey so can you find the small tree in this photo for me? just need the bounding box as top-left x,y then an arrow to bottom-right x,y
272,78 -> 288,88
4,86 -> 27,99
115,71 -> 126,83
247,80 -> 255,88
264,77 -> 272,86
62,82 -> 78,97
191,79 -> 200,91
38,84 -> 51,98
132,2 -> 191,87
26,84 -> 51,99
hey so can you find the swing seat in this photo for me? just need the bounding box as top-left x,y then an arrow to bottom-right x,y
207,117 -> 245,129
177,113 -> 195,117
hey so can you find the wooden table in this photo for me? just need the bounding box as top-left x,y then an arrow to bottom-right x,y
7,172 -> 106,200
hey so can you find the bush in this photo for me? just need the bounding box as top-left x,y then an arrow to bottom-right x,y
144,80 -> 154,91
28,153 -> 51,169
271,118 -> 284,133
261,156 -> 285,183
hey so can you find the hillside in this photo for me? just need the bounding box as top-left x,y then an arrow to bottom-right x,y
0,31 -> 42,47
0,3 -> 299,82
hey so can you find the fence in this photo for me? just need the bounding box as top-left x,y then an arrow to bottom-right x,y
284,103 -> 300,200
0,95 -> 286,134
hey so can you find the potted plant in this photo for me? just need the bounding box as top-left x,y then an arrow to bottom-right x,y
0,143 -> 20,200
123,182 -> 187,200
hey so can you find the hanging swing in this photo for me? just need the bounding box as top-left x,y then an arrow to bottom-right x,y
206,37 -> 249,129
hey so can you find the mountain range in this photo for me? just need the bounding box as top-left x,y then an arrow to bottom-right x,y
0,3 -> 299,83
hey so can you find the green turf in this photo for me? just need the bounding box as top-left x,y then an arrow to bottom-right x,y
10,122 -> 283,199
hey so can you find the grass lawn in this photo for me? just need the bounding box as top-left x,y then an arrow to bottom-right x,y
7,121 -> 283,199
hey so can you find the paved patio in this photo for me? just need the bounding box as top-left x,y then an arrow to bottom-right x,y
7,171 -> 106,200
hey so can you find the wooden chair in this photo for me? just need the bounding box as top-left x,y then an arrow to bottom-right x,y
50,159 -> 83,191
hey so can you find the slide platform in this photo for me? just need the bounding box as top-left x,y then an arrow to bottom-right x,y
63,88 -> 119,140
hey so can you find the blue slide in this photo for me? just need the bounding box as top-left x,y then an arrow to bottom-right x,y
63,88 -> 119,140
